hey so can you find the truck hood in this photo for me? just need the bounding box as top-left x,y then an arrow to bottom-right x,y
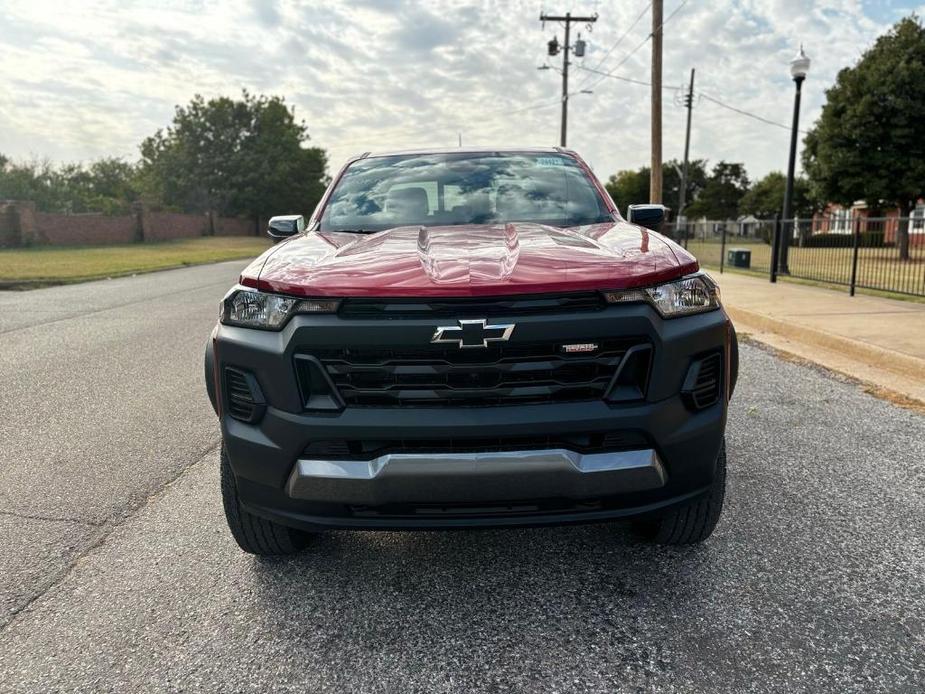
240,221 -> 698,297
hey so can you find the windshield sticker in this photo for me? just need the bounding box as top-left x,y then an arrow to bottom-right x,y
536,157 -> 567,167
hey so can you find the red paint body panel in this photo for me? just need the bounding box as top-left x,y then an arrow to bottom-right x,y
241,221 -> 698,298
239,149 -> 699,298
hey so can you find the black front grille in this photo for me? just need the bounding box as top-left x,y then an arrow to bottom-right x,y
302,430 -> 649,459
682,352 -> 723,410
307,339 -> 642,407
339,292 -> 605,319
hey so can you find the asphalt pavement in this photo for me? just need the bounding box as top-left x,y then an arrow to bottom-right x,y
1,264 -> 923,693
0,264 -> 234,625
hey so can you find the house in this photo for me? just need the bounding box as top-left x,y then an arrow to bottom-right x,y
735,215 -> 762,237
812,199 -> 925,246
685,216 -> 763,239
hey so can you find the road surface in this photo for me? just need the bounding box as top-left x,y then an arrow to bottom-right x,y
0,263 -> 922,692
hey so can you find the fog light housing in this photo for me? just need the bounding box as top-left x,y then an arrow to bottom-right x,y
223,367 -> 266,423
681,353 -> 723,410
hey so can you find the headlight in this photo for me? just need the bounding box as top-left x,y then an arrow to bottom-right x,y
604,274 -> 721,318
220,287 -> 340,329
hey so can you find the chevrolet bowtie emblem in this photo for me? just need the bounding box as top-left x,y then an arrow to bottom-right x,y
431,319 -> 515,349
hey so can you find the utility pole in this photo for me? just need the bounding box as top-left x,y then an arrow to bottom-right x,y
677,68 -> 695,225
650,0 -> 663,203
540,11 -> 597,147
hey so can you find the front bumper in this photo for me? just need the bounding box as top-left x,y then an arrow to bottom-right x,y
208,301 -> 735,530
286,448 -> 667,505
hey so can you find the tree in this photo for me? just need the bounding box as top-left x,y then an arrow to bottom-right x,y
138,91 -> 328,219
803,16 -> 925,260
0,155 -> 138,213
663,159 -> 708,219
52,158 -> 139,214
605,159 -> 707,218
686,161 -> 749,220
740,172 -> 814,219
84,158 -> 140,212
0,157 -> 58,210
605,168 -> 649,213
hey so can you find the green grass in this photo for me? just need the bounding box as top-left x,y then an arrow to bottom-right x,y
684,238 -> 925,303
0,237 -> 272,288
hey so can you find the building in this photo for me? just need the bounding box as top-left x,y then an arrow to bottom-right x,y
812,199 -> 925,246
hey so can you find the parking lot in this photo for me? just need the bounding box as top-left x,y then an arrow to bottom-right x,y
1,262 -> 923,693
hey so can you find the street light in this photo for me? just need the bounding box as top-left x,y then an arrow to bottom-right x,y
779,45 -> 810,274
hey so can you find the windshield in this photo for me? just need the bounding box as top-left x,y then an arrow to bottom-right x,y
318,151 -> 613,233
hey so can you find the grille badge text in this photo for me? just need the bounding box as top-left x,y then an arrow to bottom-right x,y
561,343 -> 599,353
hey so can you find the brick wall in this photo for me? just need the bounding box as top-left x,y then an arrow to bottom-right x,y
148,211 -> 209,241
0,201 -> 262,247
0,203 -> 18,247
34,211 -> 137,246
214,215 -> 257,237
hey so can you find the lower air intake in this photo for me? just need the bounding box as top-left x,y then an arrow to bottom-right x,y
681,352 -> 723,410
223,367 -> 266,423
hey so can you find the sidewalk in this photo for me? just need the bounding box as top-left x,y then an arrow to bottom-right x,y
711,272 -> 925,406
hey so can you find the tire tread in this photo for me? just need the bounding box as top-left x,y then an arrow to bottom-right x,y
641,439 -> 726,545
220,446 -> 308,556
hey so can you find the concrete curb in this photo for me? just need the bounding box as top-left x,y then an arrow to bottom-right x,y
726,305 -> 925,381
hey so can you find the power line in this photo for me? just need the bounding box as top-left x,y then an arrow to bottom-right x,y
583,0 -> 691,92
575,1 -> 651,89
697,93 -> 808,134
497,96 -> 564,116
575,64 -> 807,133
576,64 -> 652,86
322,2 -> 682,150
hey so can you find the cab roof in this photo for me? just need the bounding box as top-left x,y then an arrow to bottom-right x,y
361,146 -> 571,159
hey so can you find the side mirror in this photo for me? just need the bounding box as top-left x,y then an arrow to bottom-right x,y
627,204 -> 669,232
267,214 -> 305,239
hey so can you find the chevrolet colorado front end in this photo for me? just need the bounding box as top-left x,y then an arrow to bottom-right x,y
205,148 -> 737,555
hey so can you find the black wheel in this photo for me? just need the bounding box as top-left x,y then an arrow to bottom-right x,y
220,445 -> 311,556
635,439 -> 726,545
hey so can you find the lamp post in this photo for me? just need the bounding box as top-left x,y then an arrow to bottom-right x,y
778,45 -> 810,274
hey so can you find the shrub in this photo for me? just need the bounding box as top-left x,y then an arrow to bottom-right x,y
800,231 -> 893,248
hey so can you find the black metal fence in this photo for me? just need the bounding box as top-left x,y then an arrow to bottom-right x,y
661,216 -> 925,298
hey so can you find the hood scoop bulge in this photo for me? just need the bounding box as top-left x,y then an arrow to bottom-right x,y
417,223 -> 522,285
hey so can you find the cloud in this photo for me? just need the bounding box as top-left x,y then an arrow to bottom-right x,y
390,6 -> 462,51
0,0 -> 902,181
251,0 -> 282,27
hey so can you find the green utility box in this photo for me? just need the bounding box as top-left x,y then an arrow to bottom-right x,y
727,248 -> 751,268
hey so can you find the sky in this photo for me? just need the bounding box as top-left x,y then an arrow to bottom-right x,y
0,0 -> 921,184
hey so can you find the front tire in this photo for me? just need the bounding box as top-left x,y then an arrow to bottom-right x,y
635,439 -> 726,545
220,445 -> 311,556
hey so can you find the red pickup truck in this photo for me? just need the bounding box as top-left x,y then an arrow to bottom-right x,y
205,147 -> 737,555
